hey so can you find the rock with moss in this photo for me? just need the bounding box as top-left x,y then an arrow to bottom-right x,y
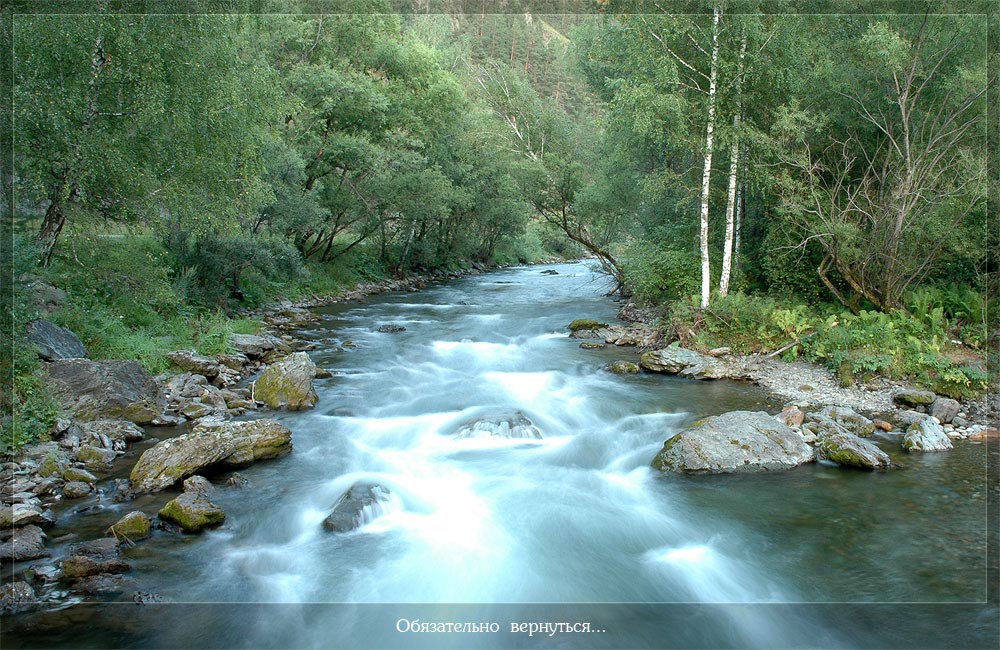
812,405 -> 876,437
129,418 -> 292,492
816,431 -> 892,470
25,318 -> 87,361
253,352 -> 318,410
62,466 -> 97,483
892,388 -> 936,407
45,359 -> 165,424
579,341 -> 605,350
36,454 -> 66,478
158,493 -> 225,533
607,361 -> 640,375
61,554 -> 130,579
568,319 -> 608,332
106,511 -> 152,541
74,444 -> 117,472
902,419 -> 953,452
652,411 -> 815,474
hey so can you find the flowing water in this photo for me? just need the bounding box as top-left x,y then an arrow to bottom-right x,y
8,262 -> 996,649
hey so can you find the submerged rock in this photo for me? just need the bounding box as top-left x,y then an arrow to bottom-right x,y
607,360 -> 640,375
129,418 -> 292,492
652,411 -> 815,474
253,352 -> 318,410
816,431 -> 893,470
452,410 -> 542,440
376,324 -> 406,333
323,483 -> 394,533
903,419 -> 953,452
46,359 -> 164,424
25,319 -> 87,361
158,493 -> 226,533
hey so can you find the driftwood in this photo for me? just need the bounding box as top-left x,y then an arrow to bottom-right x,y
765,331 -> 819,359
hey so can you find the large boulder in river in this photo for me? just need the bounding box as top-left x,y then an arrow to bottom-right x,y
902,419 -> 953,452
129,418 -> 292,492
323,483 -> 394,533
652,411 -> 815,474
253,352 -> 318,410
25,319 -> 87,360
45,359 -> 164,424
452,410 -> 542,440
158,492 -> 225,533
639,344 -> 727,379
816,430 -> 892,470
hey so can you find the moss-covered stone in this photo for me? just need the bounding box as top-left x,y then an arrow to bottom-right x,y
568,319 -> 608,332
158,493 -> 225,533
253,352 -> 318,410
107,511 -> 152,541
37,454 -> 65,478
62,466 -> 97,483
74,445 -> 116,472
607,361 -> 640,375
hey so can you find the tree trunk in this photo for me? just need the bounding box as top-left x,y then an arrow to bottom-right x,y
698,6 -> 722,309
37,197 -> 68,267
719,28 -> 746,297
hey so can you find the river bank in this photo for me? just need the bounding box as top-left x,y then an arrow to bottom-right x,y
3,262 -> 995,650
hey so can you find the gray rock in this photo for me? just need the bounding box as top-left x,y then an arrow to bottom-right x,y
812,405 -> 876,437
75,573 -> 133,595
903,419 -> 954,452
930,398 -> 961,424
182,475 -> 214,498
166,350 -> 221,379
893,388 -> 937,407
20,274 -> 67,311
1,525 -> 49,561
323,483 -> 394,532
894,410 -> 930,428
8,503 -> 54,527
129,418 -> 292,492
376,324 -> 406,333
25,319 -> 87,361
452,410 -> 542,440
62,481 -> 92,499
579,342 -> 606,350
61,554 -> 130,579
46,359 -> 164,424
776,406 -> 805,428
62,466 -> 97,483
952,416 -> 969,428
639,345 -> 727,379
816,431 -> 892,470
79,419 -> 144,446
0,581 -> 37,614
253,352 -> 318,410
652,411 -> 815,474
229,333 -> 275,359
70,537 -> 120,561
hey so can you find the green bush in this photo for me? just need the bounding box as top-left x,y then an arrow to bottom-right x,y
622,240 -> 700,303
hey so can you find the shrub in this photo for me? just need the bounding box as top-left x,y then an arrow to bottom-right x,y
622,240 -> 700,303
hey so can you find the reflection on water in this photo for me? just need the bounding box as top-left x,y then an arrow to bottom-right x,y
7,262 -> 992,649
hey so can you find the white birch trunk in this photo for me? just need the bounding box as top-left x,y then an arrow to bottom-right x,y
719,29 -> 747,297
698,6 -> 722,309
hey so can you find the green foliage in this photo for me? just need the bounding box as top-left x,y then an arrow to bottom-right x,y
622,240 -> 700,303
670,293 -> 988,398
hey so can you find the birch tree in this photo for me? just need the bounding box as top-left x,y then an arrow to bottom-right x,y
719,27 -> 746,297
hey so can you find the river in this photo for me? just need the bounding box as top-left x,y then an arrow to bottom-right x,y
7,262 -> 997,649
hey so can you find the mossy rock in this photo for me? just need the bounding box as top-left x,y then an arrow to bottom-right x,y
107,511 -> 152,541
254,352 -> 318,410
607,361 -> 640,375
37,455 -> 65,478
568,319 -> 608,332
63,467 -> 97,483
158,493 -> 225,533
